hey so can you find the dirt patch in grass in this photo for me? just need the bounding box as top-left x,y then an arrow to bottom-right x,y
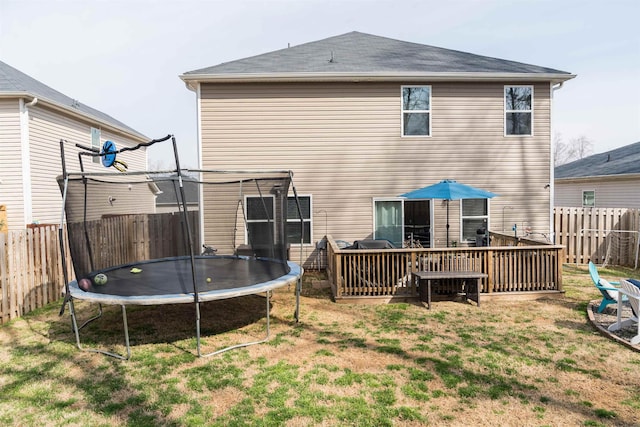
1,265 -> 639,426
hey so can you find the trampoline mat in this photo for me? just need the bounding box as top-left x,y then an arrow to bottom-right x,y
69,256 -> 299,305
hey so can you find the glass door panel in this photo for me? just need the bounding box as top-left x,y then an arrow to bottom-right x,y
374,200 -> 403,247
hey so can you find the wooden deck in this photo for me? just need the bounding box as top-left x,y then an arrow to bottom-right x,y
326,235 -> 564,304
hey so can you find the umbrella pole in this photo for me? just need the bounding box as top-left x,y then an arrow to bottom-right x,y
446,200 -> 450,248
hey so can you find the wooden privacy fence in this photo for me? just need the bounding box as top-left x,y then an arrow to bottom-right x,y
0,212 -> 200,324
326,235 -> 563,302
554,207 -> 640,267
0,225 -> 70,324
67,212 -> 200,276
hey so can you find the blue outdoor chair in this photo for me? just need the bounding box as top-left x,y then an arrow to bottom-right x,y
588,261 -> 626,313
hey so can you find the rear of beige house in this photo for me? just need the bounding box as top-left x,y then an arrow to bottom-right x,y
0,61 -> 152,230
182,32 -> 575,267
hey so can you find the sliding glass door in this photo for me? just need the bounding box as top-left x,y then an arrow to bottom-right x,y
374,200 -> 403,247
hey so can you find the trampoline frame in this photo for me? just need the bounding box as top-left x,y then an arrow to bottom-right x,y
58,135 -> 305,359
67,260 -> 301,360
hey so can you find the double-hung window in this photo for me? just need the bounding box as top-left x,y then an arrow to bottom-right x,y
504,86 -> 533,136
402,86 -> 431,136
245,196 -> 275,246
287,196 -> 312,245
461,199 -> 488,242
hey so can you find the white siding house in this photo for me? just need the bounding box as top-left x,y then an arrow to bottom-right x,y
180,32 -> 575,266
555,142 -> 640,208
0,61 -> 151,230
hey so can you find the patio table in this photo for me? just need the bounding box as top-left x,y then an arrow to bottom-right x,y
412,270 -> 487,310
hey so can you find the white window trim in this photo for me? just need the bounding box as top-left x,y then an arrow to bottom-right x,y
244,195 -> 275,244
504,85 -> 534,137
288,194 -> 313,246
372,198 -> 405,241
401,85 -> 432,137
460,199 -> 490,243
582,190 -> 596,207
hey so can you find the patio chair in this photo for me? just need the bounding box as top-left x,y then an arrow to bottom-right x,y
618,280 -> 640,345
588,261 -> 625,313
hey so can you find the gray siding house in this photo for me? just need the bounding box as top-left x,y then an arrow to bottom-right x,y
180,32 -> 575,266
555,142 -> 640,208
0,61 -> 151,230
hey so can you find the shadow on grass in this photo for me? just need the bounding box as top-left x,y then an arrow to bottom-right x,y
285,301 -> 635,425
48,295 -> 270,356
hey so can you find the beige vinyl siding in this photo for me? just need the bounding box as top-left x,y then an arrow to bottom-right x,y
555,176 -> 640,208
28,105 -> 150,225
0,99 -> 25,230
200,81 -> 552,261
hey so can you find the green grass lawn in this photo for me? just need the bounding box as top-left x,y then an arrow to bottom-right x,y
1,264 -> 639,426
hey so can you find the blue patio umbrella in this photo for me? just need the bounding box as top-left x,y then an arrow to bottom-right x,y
400,180 -> 498,247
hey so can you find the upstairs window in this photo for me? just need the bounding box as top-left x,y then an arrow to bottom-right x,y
504,86 -> 532,136
402,86 -> 431,136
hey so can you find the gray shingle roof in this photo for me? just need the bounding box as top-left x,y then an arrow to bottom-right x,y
183,31 -> 573,80
555,142 -> 640,179
154,177 -> 199,205
0,60 -> 147,140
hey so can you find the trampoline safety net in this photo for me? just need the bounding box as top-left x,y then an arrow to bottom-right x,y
58,170 -> 296,283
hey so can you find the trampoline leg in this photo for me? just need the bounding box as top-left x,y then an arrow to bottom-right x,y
121,305 -> 131,360
195,302 -> 203,358
68,299 -> 130,360
198,291 -> 273,358
68,299 -> 83,350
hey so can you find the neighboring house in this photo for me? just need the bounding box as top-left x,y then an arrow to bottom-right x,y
154,176 -> 200,213
0,60 -> 151,229
180,31 -> 575,265
555,142 -> 640,208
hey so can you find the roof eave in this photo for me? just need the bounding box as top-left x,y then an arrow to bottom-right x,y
555,172 -> 640,183
0,92 -> 149,142
180,71 -> 576,88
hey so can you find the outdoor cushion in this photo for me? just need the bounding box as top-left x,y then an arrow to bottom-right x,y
627,278 -> 640,290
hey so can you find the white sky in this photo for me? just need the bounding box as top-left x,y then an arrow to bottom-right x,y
1,0 -> 639,168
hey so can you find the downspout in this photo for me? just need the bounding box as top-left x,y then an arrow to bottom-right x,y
196,82 -> 205,248
550,82 -> 564,243
19,97 -> 38,226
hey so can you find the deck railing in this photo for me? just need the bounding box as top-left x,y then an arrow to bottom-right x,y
326,235 -> 564,300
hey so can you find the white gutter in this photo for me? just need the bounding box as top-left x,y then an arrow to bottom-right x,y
556,173 -> 640,184
180,71 -> 576,88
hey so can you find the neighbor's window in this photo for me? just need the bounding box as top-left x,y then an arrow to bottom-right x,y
402,86 -> 431,136
91,127 -> 101,163
287,196 -> 312,245
505,86 -> 532,136
461,199 -> 488,242
582,190 -> 595,207
245,196 -> 275,246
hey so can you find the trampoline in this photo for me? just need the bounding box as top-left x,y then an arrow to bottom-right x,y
69,256 -> 300,305
58,135 -> 304,359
